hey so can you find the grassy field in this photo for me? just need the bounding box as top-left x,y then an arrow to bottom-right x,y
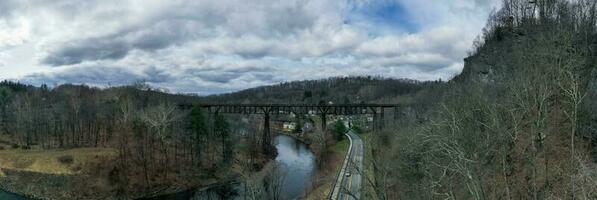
0,148 -> 117,175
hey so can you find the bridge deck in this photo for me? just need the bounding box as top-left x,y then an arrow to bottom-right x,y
184,103 -> 399,115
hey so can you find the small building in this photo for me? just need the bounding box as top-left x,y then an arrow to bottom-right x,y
272,114 -> 299,133
282,122 -> 297,132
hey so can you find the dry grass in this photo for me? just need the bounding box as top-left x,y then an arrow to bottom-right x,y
304,182 -> 332,200
0,148 -> 117,175
360,132 -> 380,199
304,136 -> 350,199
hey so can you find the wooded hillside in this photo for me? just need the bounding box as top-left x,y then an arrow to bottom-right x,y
365,0 -> 597,199
201,76 -> 440,104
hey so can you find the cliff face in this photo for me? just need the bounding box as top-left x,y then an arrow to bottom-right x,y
457,25 -> 597,163
456,28 -> 529,84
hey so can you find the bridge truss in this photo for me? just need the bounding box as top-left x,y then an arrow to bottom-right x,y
181,103 -> 400,155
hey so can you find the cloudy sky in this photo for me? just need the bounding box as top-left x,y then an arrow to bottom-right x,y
0,0 -> 500,94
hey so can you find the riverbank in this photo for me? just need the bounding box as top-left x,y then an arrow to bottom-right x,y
275,131 -> 309,143
0,132 -> 320,200
0,148 -> 118,200
304,137 -> 349,199
0,147 -> 269,200
275,129 -> 351,199
140,134 -> 316,200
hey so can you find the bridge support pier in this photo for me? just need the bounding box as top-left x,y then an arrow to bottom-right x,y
191,104 -> 399,148
380,108 -> 385,130
262,112 -> 273,156
372,112 -> 377,131
371,108 -> 385,131
320,113 -> 327,132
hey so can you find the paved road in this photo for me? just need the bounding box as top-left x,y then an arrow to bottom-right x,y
331,130 -> 364,200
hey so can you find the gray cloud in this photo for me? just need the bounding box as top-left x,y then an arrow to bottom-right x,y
185,66 -> 275,84
141,66 -> 176,83
225,66 -> 274,74
0,1 -> 16,18
252,73 -> 276,82
22,65 -> 174,86
197,73 -> 242,84
42,19 -> 198,66
0,0 -> 497,94
42,40 -> 129,66
21,63 -> 278,95
38,0 -> 329,66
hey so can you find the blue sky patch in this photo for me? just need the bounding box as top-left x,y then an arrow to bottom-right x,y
346,0 -> 418,34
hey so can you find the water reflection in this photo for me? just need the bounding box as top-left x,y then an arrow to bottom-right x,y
152,134 -> 316,200
273,135 -> 316,199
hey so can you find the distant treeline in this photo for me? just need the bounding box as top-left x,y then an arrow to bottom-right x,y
201,76 -> 443,104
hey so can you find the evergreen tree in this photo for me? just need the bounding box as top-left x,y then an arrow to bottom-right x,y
190,106 -> 208,166
214,113 -> 233,164
333,121 -> 347,141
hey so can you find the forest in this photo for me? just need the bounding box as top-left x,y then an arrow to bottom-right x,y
0,0 -> 596,199
0,81 -> 244,199
0,76 -> 430,199
363,0 -> 597,199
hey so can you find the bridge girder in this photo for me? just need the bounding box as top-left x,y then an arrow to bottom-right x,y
186,104 -> 398,116
180,103 -> 400,154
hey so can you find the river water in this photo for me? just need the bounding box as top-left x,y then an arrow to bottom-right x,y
0,134 -> 316,200
141,134 -> 316,200
272,134 -> 316,199
152,134 -> 317,200
0,189 -> 28,200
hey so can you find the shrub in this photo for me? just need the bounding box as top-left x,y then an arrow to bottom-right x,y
0,146 -> 4,150
57,155 -> 74,165
13,159 -> 33,169
70,165 -> 82,172
352,125 -> 363,134
11,144 -> 19,149
20,145 -> 30,150
333,121 -> 347,140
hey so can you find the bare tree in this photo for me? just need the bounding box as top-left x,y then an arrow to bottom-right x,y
265,163 -> 287,200
141,102 -> 183,178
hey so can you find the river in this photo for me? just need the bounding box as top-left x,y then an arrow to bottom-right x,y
0,189 -> 28,200
272,134 -> 316,199
0,134 -> 316,200
141,134 -> 316,200
151,135 -> 315,200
